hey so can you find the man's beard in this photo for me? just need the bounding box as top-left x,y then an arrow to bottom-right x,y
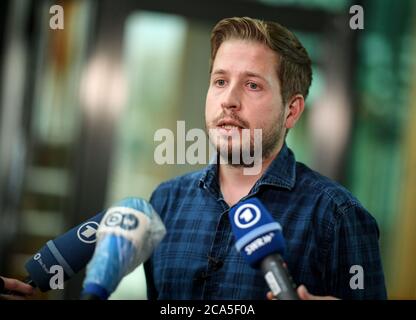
206,110 -> 286,168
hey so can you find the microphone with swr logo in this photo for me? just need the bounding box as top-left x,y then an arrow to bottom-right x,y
229,197 -> 299,300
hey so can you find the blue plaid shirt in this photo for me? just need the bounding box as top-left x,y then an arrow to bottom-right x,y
145,144 -> 387,299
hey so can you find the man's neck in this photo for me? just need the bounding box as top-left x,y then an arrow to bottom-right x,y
218,144 -> 283,206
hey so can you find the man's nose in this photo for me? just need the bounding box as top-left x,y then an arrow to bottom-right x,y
221,85 -> 241,111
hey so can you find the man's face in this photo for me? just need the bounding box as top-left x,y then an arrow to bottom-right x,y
205,39 -> 287,166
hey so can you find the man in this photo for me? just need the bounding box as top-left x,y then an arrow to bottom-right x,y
144,17 -> 387,300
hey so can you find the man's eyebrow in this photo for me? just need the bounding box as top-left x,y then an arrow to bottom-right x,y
211,69 -> 227,75
244,71 -> 268,82
211,69 -> 268,82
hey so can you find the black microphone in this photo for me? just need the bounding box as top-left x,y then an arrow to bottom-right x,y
193,256 -> 223,284
207,255 -> 224,271
229,197 -> 299,300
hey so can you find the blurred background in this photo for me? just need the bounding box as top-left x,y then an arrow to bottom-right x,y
0,0 -> 415,300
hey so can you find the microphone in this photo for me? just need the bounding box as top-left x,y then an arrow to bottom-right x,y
229,197 -> 299,300
24,211 -> 105,292
81,197 -> 166,300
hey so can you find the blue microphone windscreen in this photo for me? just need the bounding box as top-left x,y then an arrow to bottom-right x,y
82,197 -> 162,299
81,235 -> 135,299
229,198 -> 285,268
24,211 -> 105,291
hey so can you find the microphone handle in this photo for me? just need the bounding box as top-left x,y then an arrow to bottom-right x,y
81,293 -> 102,300
260,253 -> 299,300
24,276 -> 36,287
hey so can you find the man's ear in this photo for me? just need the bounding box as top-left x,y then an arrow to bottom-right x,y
284,94 -> 305,129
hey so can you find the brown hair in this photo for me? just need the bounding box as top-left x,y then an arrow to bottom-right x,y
210,17 -> 312,105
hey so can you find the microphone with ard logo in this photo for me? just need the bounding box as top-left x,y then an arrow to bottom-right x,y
81,197 -> 166,300
229,197 -> 299,300
24,211 -> 104,292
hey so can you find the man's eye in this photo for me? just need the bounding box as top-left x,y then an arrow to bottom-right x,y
248,82 -> 258,90
215,79 -> 226,87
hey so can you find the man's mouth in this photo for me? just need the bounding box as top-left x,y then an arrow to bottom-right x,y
216,119 -> 245,131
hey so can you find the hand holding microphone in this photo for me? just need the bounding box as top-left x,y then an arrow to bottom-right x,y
81,197 -> 166,300
0,276 -> 35,300
229,197 -> 299,300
